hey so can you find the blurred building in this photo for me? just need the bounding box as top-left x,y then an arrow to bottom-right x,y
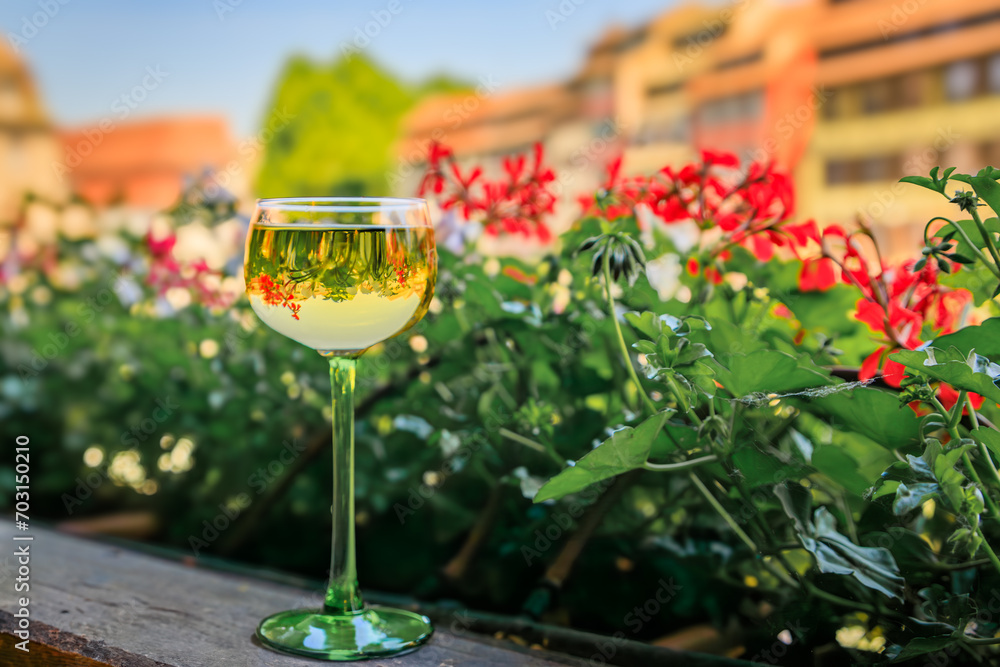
0,40 -> 66,223
58,116 -> 241,211
398,0 -> 1000,259
0,41 -> 244,275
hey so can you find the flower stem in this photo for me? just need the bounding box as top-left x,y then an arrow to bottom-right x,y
975,526 -> 1000,580
644,454 -> 718,472
933,396 -> 1000,520
970,206 -> 1000,271
602,249 -> 657,416
688,471 -> 757,553
499,427 -> 564,466
924,216 -> 1000,279
947,391 -> 968,431
961,450 -> 997,515
967,395 -> 1000,497
664,373 -> 703,427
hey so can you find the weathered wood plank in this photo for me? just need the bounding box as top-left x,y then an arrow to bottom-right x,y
1,632 -> 121,667
0,525 -> 604,666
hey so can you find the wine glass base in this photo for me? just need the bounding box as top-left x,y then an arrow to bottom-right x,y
257,606 -> 433,661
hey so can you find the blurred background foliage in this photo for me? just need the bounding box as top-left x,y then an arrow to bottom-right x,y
1,169 -> 981,664
254,55 -> 466,198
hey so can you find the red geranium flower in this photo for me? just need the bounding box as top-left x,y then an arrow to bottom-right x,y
419,141 -> 557,242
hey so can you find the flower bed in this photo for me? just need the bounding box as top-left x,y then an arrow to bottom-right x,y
5,149 -> 1000,664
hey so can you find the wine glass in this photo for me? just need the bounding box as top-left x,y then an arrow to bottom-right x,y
244,197 -> 437,660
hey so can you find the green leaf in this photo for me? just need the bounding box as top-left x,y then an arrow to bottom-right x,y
649,421 -> 700,458
891,346 -> 1000,405
883,528 -> 938,572
899,175 -> 939,193
891,636 -> 958,661
811,445 -> 873,496
712,349 -> 830,398
774,483 -> 905,599
893,482 -> 939,516
812,388 -> 923,449
937,218 -> 1000,261
632,340 -> 657,356
931,318 -> 1000,359
971,427 -> 1000,459
533,411 -> 670,503
624,311 -> 682,339
969,174 -> 1000,220
694,319 -> 766,357
674,339 -> 712,366
732,445 -> 800,488
783,284 -> 860,336
772,481 -> 812,533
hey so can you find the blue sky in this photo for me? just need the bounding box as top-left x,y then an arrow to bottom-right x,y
1,0 -> 676,137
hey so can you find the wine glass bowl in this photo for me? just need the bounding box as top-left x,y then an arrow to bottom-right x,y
244,198 -> 436,660
245,197 -> 436,356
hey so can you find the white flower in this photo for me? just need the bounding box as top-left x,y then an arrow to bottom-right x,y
645,253 -> 682,300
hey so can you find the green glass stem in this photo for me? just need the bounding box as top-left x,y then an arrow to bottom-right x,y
255,351 -> 434,660
325,356 -> 364,615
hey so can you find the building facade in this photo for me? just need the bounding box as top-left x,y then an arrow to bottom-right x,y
398,0 -> 1000,259
0,40 -> 66,223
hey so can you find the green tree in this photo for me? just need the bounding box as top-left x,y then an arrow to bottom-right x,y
254,54 -> 464,198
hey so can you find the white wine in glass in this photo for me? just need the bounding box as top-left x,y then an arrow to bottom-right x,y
244,198 -> 436,660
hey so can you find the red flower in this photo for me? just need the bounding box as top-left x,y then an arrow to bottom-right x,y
799,257 -> 836,291
249,274 -> 301,320
809,227 -> 973,400
700,149 -> 739,168
144,231 -> 233,308
146,232 -> 177,257
417,142 -> 453,196
859,346 -> 906,387
419,142 -> 557,241
774,304 -> 793,319
704,266 -> 724,285
938,384 -> 985,412
502,266 -> 537,285
784,220 -> 819,251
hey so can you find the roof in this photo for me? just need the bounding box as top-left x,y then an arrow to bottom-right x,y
58,116 -> 236,208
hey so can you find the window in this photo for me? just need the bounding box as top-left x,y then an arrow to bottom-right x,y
825,159 -> 854,185
898,71 -> 925,107
697,89 -> 764,126
860,78 -> 895,114
647,81 -> 682,98
697,99 -> 726,126
740,90 -> 764,119
822,87 -> 842,120
715,51 -> 762,72
673,24 -> 726,51
945,60 -> 980,100
859,155 -> 901,182
825,155 -> 902,185
988,53 -> 1000,93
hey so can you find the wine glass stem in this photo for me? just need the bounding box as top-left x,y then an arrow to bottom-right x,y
325,356 -> 364,615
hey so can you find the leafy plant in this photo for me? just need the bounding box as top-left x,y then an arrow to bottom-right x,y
10,147 -> 1000,664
